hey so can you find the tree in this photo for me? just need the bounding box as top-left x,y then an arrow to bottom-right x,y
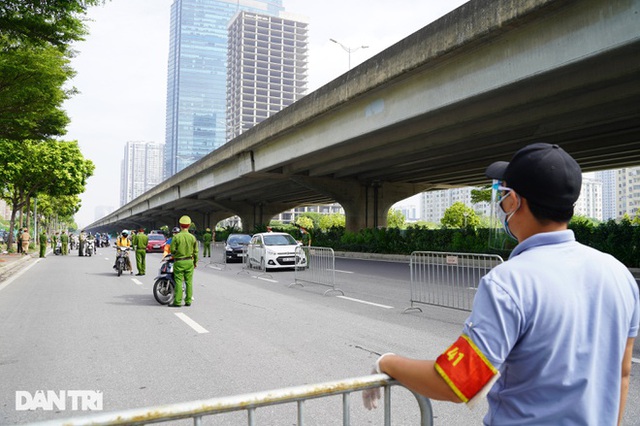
0,1 -> 104,50
0,43 -> 75,140
0,139 -> 94,248
441,202 -> 480,228
387,208 -> 406,229
318,213 -> 345,230
470,186 -> 492,204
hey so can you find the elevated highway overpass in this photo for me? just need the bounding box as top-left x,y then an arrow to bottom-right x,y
88,0 -> 640,233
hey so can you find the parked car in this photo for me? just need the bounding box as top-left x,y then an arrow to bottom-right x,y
246,232 -> 306,270
224,233 -> 252,262
146,234 -> 167,253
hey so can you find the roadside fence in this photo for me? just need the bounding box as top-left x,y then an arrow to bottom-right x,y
205,242 -> 228,270
291,246 -> 344,296
28,375 -> 433,426
405,251 -> 503,312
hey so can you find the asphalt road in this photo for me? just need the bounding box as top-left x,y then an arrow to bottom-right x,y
0,250 -> 638,425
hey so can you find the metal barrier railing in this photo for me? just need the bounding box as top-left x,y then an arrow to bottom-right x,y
405,251 -> 504,312
291,246 -> 344,296
27,375 -> 433,426
205,242 -> 228,270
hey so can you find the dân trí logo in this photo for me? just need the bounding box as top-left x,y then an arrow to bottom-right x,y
16,390 -> 103,411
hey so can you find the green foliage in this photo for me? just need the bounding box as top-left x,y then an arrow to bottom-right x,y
318,213 -> 345,230
0,1 -> 104,50
441,202 -> 480,228
0,43 -> 75,140
470,186 -> 492,204
387,208 -> 406,229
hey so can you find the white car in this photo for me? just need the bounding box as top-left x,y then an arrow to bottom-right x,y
246,232 -> 307,270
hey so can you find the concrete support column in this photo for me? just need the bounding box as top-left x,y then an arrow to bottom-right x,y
291,176 -> 433,232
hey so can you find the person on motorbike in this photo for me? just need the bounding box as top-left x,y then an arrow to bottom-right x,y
163,227 -> 180,258
114,230 -> 132,271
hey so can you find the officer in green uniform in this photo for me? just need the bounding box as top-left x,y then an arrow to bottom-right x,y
39,230 -> 47,258
51,232 -> 58,250
169,215 -> 198,307
60,230 -> 69,255
133,227 -> 149,275
202,227 -> 213,257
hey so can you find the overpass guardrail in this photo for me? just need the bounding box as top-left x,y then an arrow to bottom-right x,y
405,251 -> 504,312
28,375 -> 433,426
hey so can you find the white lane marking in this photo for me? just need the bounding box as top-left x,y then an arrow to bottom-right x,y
174,313 -> 209,334
257,276 -> 278,283
132,278 -> 143,285
0,258 -> 41,293
632,357 -> 640,365
337,296 -> 393,309
330,269 -> 354,274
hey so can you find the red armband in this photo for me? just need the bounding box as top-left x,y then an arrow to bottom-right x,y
435,334 -> 498,403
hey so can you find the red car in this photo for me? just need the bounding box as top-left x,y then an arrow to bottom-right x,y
146,234 -> 167,253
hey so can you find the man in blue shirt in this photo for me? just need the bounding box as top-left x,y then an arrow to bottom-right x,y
363,143 -> 639,425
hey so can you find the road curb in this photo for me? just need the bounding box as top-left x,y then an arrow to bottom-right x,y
0,254 -> 35,280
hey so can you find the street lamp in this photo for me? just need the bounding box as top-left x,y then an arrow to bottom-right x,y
329,38 -> 369,70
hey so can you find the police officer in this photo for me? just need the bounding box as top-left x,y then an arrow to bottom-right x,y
39,230 -> 47,258
60,230 -> 69,255
169,216 -> 198,307
202,227 -> 213,258
132,227 -> 148,276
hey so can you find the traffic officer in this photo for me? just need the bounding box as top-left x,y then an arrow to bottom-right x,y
132,227 -> 148,276
169,215 -> 198,307
202,227 -> 213,257
60,230 -> 69,255
39,229 -> 47,258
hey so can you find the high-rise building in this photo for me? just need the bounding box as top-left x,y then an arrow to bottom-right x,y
616,167 -> 640,219
595,169 -> 617,220
120,141 -> 164,206
575,172 -> 603,221
164,0 -> 284,179
226,10 -> 308,141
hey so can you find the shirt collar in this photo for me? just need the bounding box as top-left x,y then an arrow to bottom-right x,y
509,230 -> 575,259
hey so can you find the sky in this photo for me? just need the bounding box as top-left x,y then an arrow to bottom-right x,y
64,0 -> 469,228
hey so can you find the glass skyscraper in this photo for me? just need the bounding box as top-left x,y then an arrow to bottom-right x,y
164,0 -> 284,179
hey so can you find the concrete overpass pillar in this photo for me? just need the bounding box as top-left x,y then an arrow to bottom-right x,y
291,177 -> 435,232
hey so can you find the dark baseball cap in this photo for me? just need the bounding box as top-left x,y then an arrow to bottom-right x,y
485,143 -> 582,210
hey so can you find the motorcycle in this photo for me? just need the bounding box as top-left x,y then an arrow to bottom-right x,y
85,239 -> 95,257
153,255 -> 177,305
114,246 -> 133,277
54,241 -> 62,256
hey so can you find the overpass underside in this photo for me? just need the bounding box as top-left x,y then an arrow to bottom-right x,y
90,0 -> 640,233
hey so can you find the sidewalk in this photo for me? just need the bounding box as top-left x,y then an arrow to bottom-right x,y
0,252 -> 36,281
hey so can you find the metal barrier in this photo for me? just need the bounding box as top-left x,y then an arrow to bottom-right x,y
28,375 -> 433,426
205,242 -> 228,270
405,251 -> 504,312
291,246 -> 344,296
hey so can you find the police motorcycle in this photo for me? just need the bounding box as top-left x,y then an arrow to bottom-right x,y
114,246 -> 133,277
153,254 -> 178,305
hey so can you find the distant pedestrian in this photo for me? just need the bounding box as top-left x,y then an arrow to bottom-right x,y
39,230 -> 47,258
